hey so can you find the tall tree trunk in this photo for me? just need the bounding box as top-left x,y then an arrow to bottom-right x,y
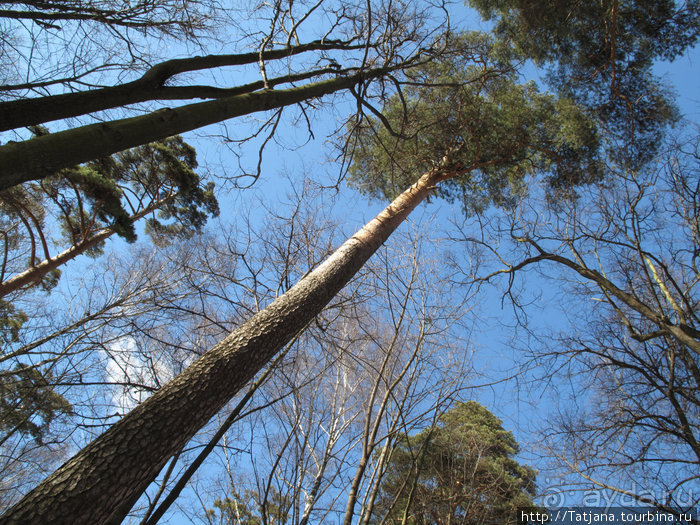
0,69 -> 390,191
0,167 -> 453,525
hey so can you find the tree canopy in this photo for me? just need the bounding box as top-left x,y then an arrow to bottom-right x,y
0,0 -> 698,522
0,134 -> 218,298
348,32 -> 602,213
469,0 -> 698,164
374,401 -> 539,524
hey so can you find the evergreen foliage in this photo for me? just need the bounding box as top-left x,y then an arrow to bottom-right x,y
0,133 -> 219,282
468,0 -> 698,165
42,133 -> 220,247
373,401 -> 539,524
207,493 -> 262,525
0,300 -> 26,344
207,488 -> 291,525
0,367 -> 72,444
349,32 -> 603,213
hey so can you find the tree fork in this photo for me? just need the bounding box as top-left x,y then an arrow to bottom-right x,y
0,69 -> 389,191
0,167 -> 453,525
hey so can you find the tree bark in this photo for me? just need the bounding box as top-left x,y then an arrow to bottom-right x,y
0,68 -> 389,191
0,167 -> 449,525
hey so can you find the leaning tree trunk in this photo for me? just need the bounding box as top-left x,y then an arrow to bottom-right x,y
0,197 -> 171,298
0,167 -> 453,525
0,40 -> 361,133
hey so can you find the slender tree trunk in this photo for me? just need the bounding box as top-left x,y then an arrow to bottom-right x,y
0,69 -> 390,191
0,167 -> 451,525
343,309 -> 424,525
0,198 -> 170,298
360,437 -> 393,525
141,340 -> 296,525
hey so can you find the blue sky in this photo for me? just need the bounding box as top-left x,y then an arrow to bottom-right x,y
3,1 -> 697,521
150,5 -> 700,517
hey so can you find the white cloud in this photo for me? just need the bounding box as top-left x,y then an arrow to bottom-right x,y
103,337 -> 176,414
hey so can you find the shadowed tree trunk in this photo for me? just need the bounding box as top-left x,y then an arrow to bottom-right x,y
0,40 -> 363,133
0,165 -> 459,525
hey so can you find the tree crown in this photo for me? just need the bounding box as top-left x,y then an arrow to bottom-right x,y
375,401 -> 539,524
348,32 -> 602,214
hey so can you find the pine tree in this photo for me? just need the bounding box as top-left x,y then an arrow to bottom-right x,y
0,134 -> 218,298
372,402 -> 539,524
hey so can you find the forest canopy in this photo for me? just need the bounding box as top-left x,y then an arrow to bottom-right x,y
0,0 -> 697,523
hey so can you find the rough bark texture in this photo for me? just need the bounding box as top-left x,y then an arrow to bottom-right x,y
0,169 -> 444,525
0,69 -> 388,191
